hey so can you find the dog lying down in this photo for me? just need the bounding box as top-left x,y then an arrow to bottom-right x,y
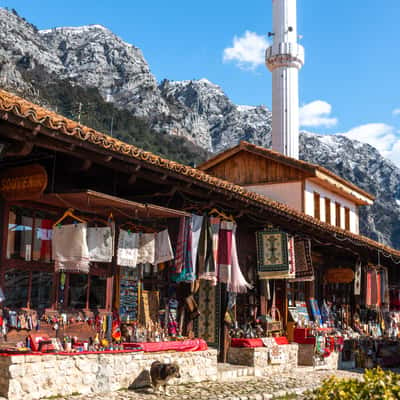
150,361 -> 181,396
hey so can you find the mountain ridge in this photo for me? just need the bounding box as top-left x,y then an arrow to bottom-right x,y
0,7 -> 399,248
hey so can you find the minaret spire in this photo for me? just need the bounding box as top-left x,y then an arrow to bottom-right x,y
266,0 -> 304,159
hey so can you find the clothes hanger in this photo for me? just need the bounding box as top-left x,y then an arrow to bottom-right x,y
53,208 -> 86,227
208,207 -> 235,222
119,221 -> 138,231
87,216 -> 109,227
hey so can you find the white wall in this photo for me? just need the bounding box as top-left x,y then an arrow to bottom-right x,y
246,181 -> 303,211
304,180 -> 359,234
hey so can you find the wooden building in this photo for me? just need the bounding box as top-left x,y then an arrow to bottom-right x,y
198,141 -> 374,234
0,88 -> 399,363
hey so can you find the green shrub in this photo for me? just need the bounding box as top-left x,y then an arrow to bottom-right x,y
304,367 -> 400,400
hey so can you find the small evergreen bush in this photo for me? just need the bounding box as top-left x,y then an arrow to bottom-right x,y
305,368 -> 400,400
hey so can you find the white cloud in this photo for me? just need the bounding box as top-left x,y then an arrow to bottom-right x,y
393,108 -> 400,116
339,123 -> 400,165
223,31 -> 269,70
340,123 -> 396,155
299,100 -> 338,128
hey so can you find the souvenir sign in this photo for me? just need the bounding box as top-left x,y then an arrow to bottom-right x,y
0,164 -> 48,200
325,268 -> 355,284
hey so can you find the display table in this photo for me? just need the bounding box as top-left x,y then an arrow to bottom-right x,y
228,340 -> 298,376
0,345 -> 217,400
230,337 -> 289,348
123,338 -> 208,352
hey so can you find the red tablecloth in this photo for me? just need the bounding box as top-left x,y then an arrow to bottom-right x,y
230,337 -> 289,348
123,338 -> 208,352
230,338 -> 264,348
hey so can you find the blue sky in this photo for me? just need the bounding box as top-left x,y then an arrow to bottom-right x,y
2,0 -> 400,163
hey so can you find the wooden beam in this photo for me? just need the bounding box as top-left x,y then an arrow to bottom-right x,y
3,141 -> 34,157
128,174 -> 137,184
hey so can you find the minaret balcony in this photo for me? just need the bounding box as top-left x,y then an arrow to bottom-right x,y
265,43 -> 304,71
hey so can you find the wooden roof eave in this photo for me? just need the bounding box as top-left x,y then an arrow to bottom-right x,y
0,91 -> 397,264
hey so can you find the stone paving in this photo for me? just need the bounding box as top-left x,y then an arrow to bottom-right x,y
57,367 -> 362,400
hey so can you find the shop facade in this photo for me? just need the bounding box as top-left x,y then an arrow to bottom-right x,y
0,89 -> 400,398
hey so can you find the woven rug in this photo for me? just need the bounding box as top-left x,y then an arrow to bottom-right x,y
256,229 -> 290,279
289,239 -> 314,282
195,280 -> 219,347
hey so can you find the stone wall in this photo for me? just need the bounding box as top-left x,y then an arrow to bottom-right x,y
0,349 -> 218,400
227,344 -> 298,376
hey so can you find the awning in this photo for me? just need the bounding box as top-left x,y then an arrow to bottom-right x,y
36,190 -> 188,219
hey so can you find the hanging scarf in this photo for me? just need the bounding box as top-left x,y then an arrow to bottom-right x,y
354,260 -> 362,296
173,216 -> 195,282
197,216 -> 215,281
117,230 -> 139,268
191,214 -> 204,274
52,223 -> 90,273
210,217 -> 220,285
228,224 -> 252,293
218,221 -> 234,284
155,229 -> 174,264
174,217 -> 186,273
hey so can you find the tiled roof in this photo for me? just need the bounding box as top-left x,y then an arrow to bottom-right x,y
198,141 -> 375,201
0,88 -> 398,259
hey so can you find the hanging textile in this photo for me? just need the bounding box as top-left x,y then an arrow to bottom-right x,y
191,214 -> 204,273
383,268 -> 390,305
87,227 -> 114,263
366,269 -> 379,307
137,233 -> 156,265
289,239 -> 314,282
354,260 -> 362,296
287,236 -> 296,279
173,216 -> 195,283
377,271 -> 382,307
52,223 -> 90,273
256,229 -> 291,279
210,217 -> 220,283
195,280 -> 219,346
167,298 -> 179,335
218,221 -> 234,284
117,230 -> 139,268
155,229 -> 174,264
197,216 -> 215,281
174,217 -> 187,274
20,216 -> 33,260
229,224 -> 252,293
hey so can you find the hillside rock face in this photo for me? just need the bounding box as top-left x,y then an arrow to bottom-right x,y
0,8 -> 399,248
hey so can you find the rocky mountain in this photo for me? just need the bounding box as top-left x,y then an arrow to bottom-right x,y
0,7 -> 399,248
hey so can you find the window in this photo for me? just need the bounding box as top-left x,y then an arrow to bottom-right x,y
325,198 -> 331,224
4,269 -> 30,308
314,192 -> 320,220
4,206 -> 110,311
67,272 -> 107,310
344,207 -> 350,231
7,208 -> 53,262
335,202 -> 341,227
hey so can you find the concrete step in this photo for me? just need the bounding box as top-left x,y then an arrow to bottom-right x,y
217,363 -> 255,381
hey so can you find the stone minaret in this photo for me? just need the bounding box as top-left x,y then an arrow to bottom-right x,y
266,0 -> 304,159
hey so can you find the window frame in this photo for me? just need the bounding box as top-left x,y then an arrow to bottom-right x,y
325,198 -> 331,225
313,192 -> 321,220
344,207 -> 350,231
1,202 -> 113,312
335,202 -> 341,228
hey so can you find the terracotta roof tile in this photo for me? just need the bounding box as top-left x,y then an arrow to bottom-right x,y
0,88 -> 397,259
